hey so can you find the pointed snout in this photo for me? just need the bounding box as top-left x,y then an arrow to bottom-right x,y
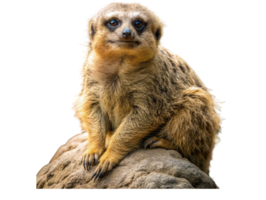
122,27 -> 134,39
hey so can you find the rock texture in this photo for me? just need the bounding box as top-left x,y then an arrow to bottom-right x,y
37,141 -> 218,189
48,133 -> 88,162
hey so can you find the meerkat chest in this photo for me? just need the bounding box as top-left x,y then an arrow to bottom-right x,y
99,75 -> 133,130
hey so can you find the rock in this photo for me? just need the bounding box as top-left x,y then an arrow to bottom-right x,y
37,141 -> 218,189
48,133 -> 88,162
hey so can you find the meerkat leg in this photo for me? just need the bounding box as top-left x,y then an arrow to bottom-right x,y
90,114 -> 160,181
105,131 -> 113,149
147,87 -> 220,173
79,102 -> 109,171
144,136 -> 177,150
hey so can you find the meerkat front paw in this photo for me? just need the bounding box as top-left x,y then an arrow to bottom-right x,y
82,146 -> 106,171
90,152 -> 119,182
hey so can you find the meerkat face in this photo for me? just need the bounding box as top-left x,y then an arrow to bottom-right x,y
89,3 -> 163,63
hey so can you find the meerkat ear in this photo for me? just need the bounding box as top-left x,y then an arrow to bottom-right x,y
155,27 -> 162,41
91,25 -> 95,37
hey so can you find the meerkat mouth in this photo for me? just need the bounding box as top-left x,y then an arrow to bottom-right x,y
108,40 -> 140,45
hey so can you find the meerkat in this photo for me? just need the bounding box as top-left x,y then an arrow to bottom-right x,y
74,3 -> 221,180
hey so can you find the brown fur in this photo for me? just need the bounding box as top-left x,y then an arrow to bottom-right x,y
74,3 -> 221,177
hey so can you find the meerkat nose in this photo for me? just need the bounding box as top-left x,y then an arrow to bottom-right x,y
122,27 -> 132,39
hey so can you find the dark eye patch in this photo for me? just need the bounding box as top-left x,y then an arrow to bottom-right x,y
105,19 -> 121,32
133,20 -> 144,29
104,18 -> 122,32
132,19 -> 146,35
109,19 -> 119,27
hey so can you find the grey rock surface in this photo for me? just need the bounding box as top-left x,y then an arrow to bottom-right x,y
34,134 -> 218,190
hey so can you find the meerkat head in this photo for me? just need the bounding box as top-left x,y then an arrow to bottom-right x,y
88,3 -> 163,63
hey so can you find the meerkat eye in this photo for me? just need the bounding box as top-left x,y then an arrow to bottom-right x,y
109,19 -> 119,27
133,20 -> 144,29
